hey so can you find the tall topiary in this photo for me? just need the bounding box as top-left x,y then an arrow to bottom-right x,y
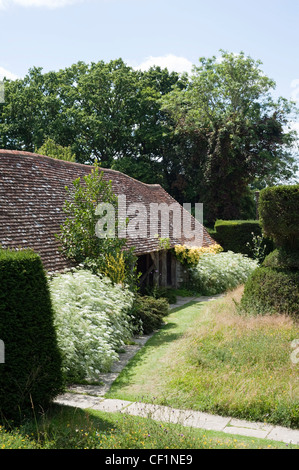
0,249 -> 64,421
241,185 -> 299,316
259,184 -> 299,252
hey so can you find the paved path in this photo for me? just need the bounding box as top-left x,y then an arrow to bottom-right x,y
54,295 -> 299,446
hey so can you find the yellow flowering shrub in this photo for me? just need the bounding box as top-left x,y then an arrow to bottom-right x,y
174,243 -> 223,266
103,252 -> 126,285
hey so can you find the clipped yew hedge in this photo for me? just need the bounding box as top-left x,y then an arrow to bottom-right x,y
259,184 -> 299,250
241,185 -> 299,317
213,219 -> 273,259
0,249 -> 63,421
241,266 -> 299,316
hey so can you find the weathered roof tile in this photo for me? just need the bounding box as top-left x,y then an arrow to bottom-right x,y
0,150 -> 214,272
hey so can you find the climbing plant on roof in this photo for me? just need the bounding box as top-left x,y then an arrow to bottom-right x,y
56,161 -> 138,289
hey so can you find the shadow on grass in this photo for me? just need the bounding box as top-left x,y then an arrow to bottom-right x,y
46,403 -> 114,431
6,402 -> 118,449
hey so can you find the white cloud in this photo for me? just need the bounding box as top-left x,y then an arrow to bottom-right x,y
0,0 -> 83,9
291,79 -> 299,104
290,120 -> 299,135
134,54 -> 193,75
289,80 -> 299,142
0,66 -> 19,80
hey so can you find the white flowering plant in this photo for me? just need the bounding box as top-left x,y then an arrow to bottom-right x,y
49,269 -> 135,383
189,251 -> 258,296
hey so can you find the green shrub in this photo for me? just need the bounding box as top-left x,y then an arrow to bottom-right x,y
240,266 -> 299,316
130,296 -> 169,335
241,184 -> 299,317
213,220 -> 273,259
262,247 -> 299,269
189,251 -> 258,295
144,286 -> 177,304
0,249 -> 63,421
259,184 -> 299,250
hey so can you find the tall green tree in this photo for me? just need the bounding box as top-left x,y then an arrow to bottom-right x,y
0,60 -> 140,164
37,137 -> 76,161
0,60 -> 187,193
111,66 -> 188,189
1,53 -> 297,223
161,50 -> 298,224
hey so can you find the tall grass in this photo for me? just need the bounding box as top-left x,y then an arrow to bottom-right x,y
182,287 -> 299,426
108,287 -> 299,428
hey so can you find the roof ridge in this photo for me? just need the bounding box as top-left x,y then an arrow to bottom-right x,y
0,149 -> 162,189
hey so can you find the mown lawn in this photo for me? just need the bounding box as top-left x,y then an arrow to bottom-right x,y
106,286 -> 299,429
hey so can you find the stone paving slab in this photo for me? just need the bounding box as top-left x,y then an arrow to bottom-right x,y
90,398 -> 133,413
121,402 -> 189,423
228,417 -> 274,432
181,411 -> 232,432
223,425 -> 271,440
266,426 -> 299,445
54,392 -> 102,409
53,395 -> 299,444
222,418 -> 275,440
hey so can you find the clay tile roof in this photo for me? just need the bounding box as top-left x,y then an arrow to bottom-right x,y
0,150 -> 215,273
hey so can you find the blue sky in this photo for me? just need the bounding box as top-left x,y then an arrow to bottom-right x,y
0,0 -> 299,117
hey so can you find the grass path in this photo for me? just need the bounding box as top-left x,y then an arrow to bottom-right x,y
106,298 -> 206,403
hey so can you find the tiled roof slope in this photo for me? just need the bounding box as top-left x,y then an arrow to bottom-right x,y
0,150 -> 215,273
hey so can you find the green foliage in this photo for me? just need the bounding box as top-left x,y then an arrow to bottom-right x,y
0,249 -> 63,421
240,266 -> 299,316
0,61 -> 185,182
49,269 -> 135,383
37,137 -> 76,162
144,285 -> 177,304
57,161 -> 138,288
158,237 -> 171,250
57,162 -> 119,263
213,220 -> 273,259
241,184 -> 299,317
262,247 -> 299,269
0,424 -> 41,448
162,50 -> 298,223
2,405 -> 289,449
130,295 -> 169,335
189,251 -> 258,295
259,184 -> 299,250
246,233 -> 269,264
1,54 -> 297,219
173,243 -> 223,267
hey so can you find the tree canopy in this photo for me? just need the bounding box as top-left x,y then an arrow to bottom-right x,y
0,52 -> 297,225
161,51 -> 298,223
